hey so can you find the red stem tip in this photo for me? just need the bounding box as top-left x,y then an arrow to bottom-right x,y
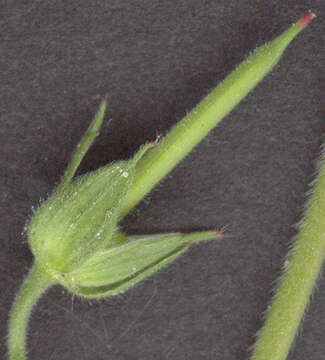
215,230 -> 225,238
298,12 -> 316,27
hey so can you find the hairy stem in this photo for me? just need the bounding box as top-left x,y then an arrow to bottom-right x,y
250,146 -> 325,360
8,263 -> 53,360
120,13 -> 315,218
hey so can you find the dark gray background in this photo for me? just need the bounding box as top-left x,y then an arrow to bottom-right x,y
1,1 -> 325,359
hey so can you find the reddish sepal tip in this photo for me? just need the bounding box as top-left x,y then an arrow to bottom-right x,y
149,139 -> 160,147
215,230 -> 225,238
298,12 -> 316,27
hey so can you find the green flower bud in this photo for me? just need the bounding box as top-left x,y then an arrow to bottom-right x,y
27,138 -> 221,299
24,101 -> 222,301
28,142 -> 153,283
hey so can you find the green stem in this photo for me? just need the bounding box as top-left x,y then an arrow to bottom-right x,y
120,14 -> 313,218
250,147 -> 325,359
8,263 -> 53,360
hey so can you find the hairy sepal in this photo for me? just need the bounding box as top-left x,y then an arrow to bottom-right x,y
61,230 -> 221,298
28,144 -> 152,277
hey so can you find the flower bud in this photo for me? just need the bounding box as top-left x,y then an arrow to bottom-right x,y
26,102 -> 222,300
28,143 -> 153,280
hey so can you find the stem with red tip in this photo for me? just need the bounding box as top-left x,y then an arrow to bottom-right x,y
120,13 -> 315,218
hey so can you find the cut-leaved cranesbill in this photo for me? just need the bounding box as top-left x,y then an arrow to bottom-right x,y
8,13 -> 315,360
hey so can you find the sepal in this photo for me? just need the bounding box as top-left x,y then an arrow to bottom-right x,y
58,230 -> 222,298
28,143 -> 153,275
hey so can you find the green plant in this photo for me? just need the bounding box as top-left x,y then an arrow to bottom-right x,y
8,13 -> 315,360
250,146 -> 325,360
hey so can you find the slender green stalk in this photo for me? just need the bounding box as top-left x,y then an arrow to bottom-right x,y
250,152 -> 325,357
250,146 -> 325,360
8,263 -> 53,360
58,99 -> 107,189
120,14 -> 314,217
